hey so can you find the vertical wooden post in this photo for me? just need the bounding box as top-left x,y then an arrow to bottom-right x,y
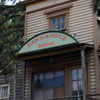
81,49 -> 87,100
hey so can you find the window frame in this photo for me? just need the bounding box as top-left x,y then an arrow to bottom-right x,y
32,70 -> 65,100
68,67 -> 83,96
71,68 -> 83,96
44,3 -> 73,32
0,84 -> 10,99
47,10 -> 69,32
50,15 -> 67,31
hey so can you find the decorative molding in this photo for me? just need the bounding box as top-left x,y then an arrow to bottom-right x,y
44,3 -> 72,14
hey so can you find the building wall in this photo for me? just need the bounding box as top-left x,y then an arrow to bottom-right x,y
23,0 -> 100,99
16,61 -> 24,100
0,75 -> 14,100
0,61 -> 24,100
25,0 -> 95,45
98,57 -> 100,88
97,22 -> 100,46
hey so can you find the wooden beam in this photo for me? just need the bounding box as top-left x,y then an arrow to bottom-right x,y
81,49 -> 87,100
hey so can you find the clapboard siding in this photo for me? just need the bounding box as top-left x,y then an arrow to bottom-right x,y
0,75 -> 14,100
69,0 -> 94,44
97,23 -> 100,46
97,23 -> 100,88
26,10 -> 48,39
98,57 -> 100,88
16,61 -> 24,100
86,50 -> 96,93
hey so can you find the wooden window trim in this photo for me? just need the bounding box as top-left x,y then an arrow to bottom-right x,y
0,84 -> 10,99
44,3 -> 72,15
67,66 -> 82,96
31,69 -> 65,100
44,3 -> 72,31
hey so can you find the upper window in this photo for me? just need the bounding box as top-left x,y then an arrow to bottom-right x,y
0,84 -> 10,99
51,15 -> 66,31
44,3 -> 73,32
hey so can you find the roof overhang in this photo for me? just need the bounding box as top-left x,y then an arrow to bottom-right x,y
21,0 -> 78,5
18,43 -> 94,61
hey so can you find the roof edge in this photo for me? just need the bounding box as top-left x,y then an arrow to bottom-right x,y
21,0 -> 46,5
21,0 -> 78,5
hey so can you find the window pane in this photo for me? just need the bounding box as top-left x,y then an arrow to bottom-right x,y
34,90 -> 44,100
34,74 -> 44,90
56,24 -> 60,30
51,15 -> 66,31
61,23 -> 65,29
44,89 -> 54,99
52,18 -> 56,25
79,90 -> 83,95
61,16 -> 65,23
78,69 -> 82,80
72,81 -> 78,91
72,69 -> 77,80
44,72 -> 53,88
52,25 -> 56,30
57,17 -> 60,24
2,86 -> 8,98
54,71 -> 64,87
78,81 -> 83,90
72,91 -> 78,96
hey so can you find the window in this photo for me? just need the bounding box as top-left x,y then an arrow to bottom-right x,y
32,70 -> 64,100
0,84 -> 10,99
72,68 -> 83,99
44,3 -> 73,32
51,15 -> 66,31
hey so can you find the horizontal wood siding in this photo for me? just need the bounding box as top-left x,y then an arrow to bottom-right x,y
16,61 -> 24,100
97,23 -> 100,46
0,75 -> 14,100
86,50 -> 96,94
98,57 -> 100,88
69,0 -> 94,44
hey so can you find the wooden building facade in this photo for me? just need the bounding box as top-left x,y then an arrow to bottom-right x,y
18,0 -> 100,100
